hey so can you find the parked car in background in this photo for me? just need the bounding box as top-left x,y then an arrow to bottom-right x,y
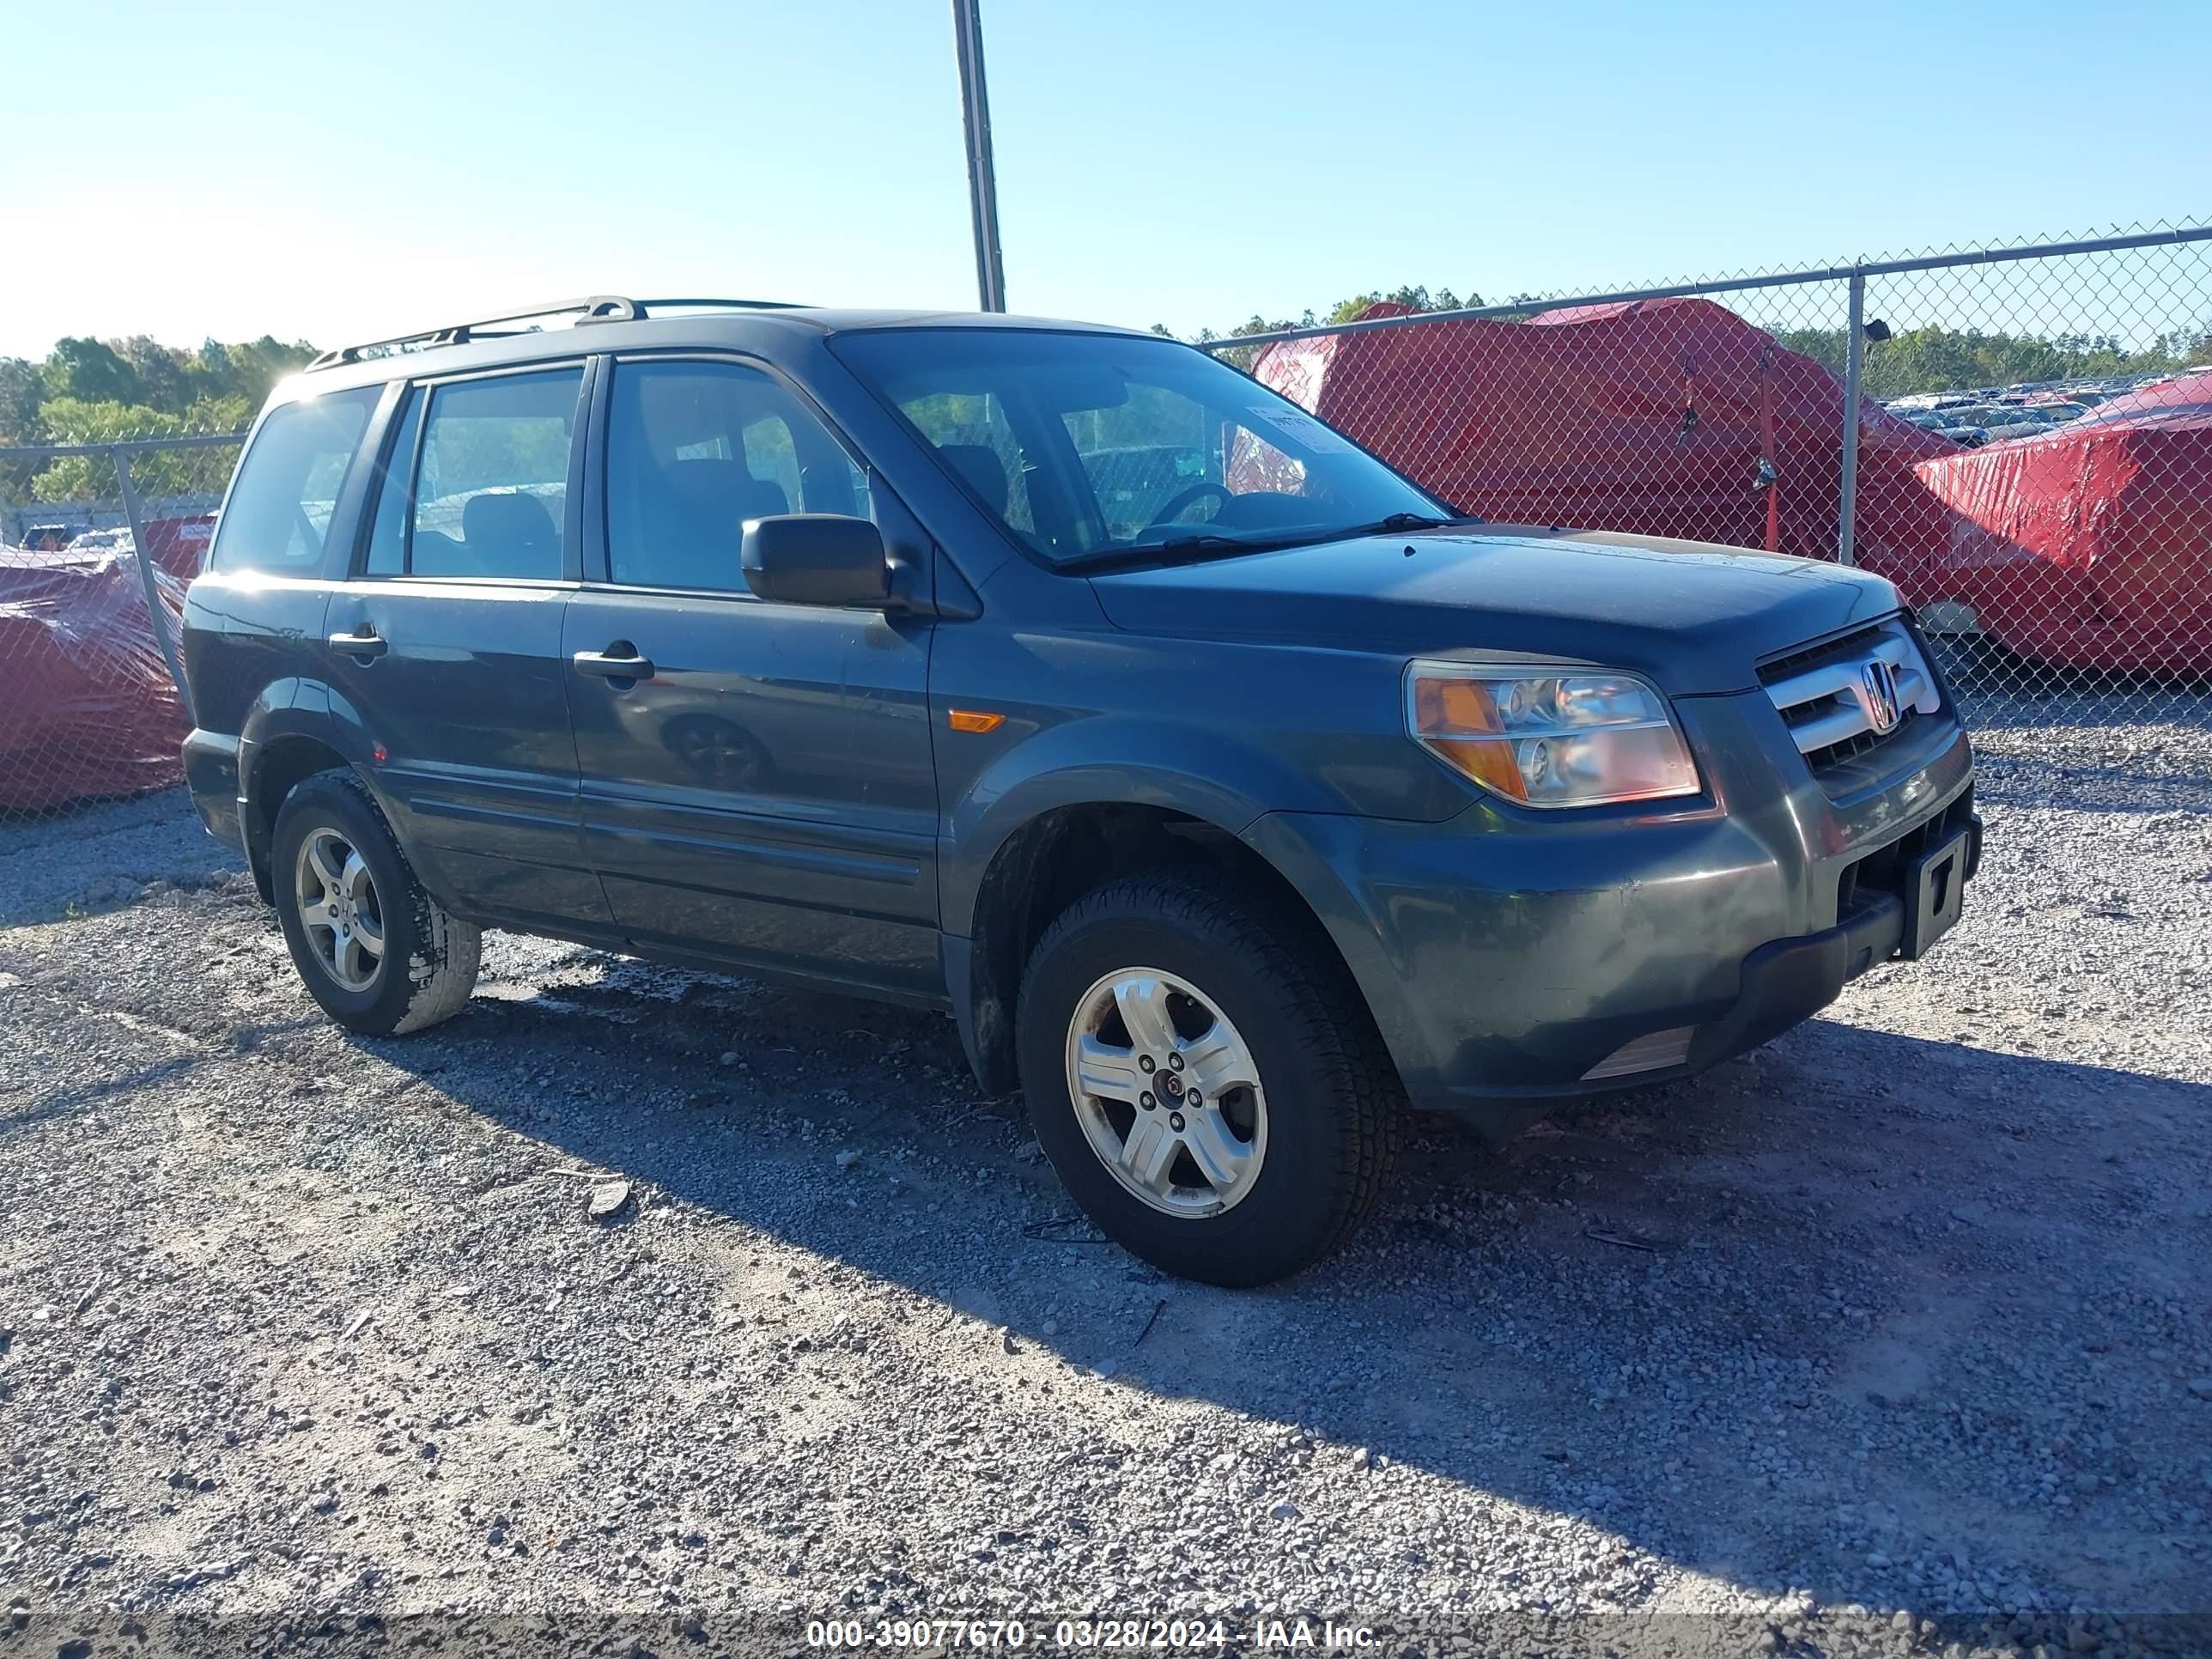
178,294 -> 1982,1285
1907,410 -> 1990,446
1942,404 -> 2053,443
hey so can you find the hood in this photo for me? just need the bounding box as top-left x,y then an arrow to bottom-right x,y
1085,526 -> 1900,695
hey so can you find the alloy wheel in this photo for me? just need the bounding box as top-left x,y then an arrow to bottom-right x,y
1062,966 -> 1268,1218
293,826 -> 386,994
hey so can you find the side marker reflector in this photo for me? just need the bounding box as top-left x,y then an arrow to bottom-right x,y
947,709 -> 1005,733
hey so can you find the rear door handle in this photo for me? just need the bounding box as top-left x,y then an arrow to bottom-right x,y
328,628 -> 388,661
572,647 -> 655,681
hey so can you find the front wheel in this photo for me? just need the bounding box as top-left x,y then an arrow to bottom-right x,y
1016,873 -> 1402,1285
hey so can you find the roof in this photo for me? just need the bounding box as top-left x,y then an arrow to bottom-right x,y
283,296 -> 1152,400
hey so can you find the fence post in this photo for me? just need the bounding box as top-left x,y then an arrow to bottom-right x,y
1836,270 -> 1865,567
111,447 -> 198,731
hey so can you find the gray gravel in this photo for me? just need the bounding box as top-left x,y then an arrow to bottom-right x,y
2,753 -> 2209,1659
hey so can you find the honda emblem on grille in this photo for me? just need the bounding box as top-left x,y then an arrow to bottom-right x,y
1859,659 -> 1901,734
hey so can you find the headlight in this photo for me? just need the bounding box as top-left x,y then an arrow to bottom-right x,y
1405,661 -> 1701,808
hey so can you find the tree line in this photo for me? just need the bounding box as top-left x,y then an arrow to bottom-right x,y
0,335 -> 318,504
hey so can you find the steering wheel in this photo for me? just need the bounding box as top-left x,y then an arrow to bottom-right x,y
1141,481 -> 1233,533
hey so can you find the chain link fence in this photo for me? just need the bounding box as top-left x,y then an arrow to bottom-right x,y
1205,223 -> 2212,789
0,430 -> 240,827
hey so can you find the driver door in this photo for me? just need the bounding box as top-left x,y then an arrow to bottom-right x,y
563,356 -> 940,1000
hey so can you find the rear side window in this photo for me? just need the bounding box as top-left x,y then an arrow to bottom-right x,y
208,388 -> 380,574
404,368 -> 582,580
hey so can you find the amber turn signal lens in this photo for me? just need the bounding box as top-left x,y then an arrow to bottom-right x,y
947,708 -> 1006,733
1411,675 -> 1503,736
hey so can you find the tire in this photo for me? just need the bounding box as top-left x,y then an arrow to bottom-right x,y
270,768 -> 481,1036
1016,872 -> 1403,1286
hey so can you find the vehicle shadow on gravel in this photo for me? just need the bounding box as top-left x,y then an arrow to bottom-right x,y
376,963 -> 2212,1622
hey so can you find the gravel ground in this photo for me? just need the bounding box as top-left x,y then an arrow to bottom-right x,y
2,744 -> 2209,1659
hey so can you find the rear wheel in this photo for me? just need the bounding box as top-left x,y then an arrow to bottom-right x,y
1016,872 -> 1401,1285
271,769 -> 480,1036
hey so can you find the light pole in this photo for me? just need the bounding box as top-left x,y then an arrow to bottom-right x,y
951,0 -> 1007,313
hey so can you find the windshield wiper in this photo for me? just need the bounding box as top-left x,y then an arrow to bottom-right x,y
1055,513 -> 1486,575
1346,511 -> 1485,535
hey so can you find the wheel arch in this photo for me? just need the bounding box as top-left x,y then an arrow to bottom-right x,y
236,682 -> 379,902
951,797 -> 1374,1099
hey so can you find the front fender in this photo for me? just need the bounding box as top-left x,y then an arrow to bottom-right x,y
939,714 -> 1310,934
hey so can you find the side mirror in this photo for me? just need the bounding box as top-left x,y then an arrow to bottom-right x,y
741,514 -> 890,608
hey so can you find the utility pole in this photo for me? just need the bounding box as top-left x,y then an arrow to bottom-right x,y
951,0 -> 1007,312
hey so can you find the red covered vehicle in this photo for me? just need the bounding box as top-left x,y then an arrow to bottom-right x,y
0,544 -> 190,815
1907,372 -> 2212,673
1248,295 -> 1959,570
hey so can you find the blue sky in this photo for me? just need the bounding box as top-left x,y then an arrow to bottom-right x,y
6,0 -> 2208,360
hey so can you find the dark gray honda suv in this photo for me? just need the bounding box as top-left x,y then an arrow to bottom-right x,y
180,295 -> 1980,1285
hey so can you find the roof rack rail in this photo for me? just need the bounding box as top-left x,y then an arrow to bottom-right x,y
306,295 -> 811,371
620,296 -> 807,314
306,296 -> 639,370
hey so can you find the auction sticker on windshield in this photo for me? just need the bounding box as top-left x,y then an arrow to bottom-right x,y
1247,407 -> 1355,454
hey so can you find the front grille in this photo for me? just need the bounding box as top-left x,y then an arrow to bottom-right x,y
1759,618 -> 1941,781
1804,711 -> 1922,773
1758,622 -> 1888,689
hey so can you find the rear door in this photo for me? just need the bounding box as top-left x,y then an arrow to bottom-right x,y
562,355 -> 939,999
323,361 -> 610,930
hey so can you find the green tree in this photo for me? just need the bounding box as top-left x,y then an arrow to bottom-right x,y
0,357 -> 42,442
41,337 -> 143,406
27,395 -> 252,501
1770,323 -> 2191,399
113,335 -> 193,412
185,336 -> 316,410
1324,283 -> 1477,325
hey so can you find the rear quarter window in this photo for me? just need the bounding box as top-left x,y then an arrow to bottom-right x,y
207,387 -> 380,574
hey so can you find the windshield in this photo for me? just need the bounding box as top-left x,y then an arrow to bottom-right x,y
831,328 -> 1449,566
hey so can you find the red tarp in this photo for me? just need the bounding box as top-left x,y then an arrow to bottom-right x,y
140,514 -> 216,581
1909,372 -> 2212,672
1249,295 -> 1960,574
0,550 -> 188,814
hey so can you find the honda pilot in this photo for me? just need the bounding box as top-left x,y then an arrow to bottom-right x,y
180,295 -> 1980,1285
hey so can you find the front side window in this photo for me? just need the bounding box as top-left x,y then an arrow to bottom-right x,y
404,368 -> 582,580
833,329 -> 1445,565
603,360 -> 870,593
208,386 -> 380,574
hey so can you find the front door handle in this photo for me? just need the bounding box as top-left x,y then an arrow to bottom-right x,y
573,647 -> 655,682
329,628 -> 388,661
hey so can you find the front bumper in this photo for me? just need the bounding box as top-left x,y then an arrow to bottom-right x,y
1243,690 -> 1978,1142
